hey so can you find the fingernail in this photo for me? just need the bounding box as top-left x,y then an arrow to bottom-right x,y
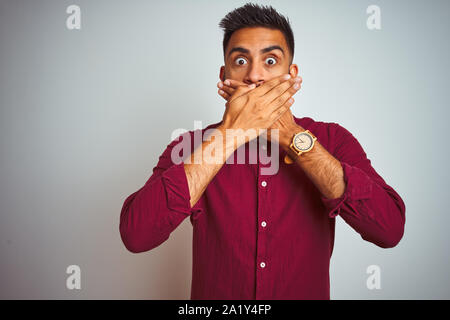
283,74 -> 291,80
295,77 -> 302,82
224,79 -> 230,86
219,90 -> 224,95
248,84 -> 256,89
293,83 -> 300,89
218,82 -> 223,88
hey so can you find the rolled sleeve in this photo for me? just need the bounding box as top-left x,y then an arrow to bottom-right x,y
161,162 -> 204,220
321,161 -> 374,218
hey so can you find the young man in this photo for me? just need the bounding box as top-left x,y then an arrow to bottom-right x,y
119,3 -> 405,299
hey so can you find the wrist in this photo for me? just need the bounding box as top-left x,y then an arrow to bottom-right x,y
215,123 -> 250,154
279,123 -> 304,151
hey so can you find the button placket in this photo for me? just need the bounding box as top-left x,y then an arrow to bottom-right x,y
256,154 -> 272,299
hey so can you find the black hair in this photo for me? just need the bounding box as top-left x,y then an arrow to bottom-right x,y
219,2 -> 295,64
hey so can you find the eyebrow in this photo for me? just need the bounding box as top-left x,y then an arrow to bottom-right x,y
227,45 -> 285,58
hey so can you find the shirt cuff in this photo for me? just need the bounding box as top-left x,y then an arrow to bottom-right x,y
321,162 -> 373,218
161,162 -> 204,219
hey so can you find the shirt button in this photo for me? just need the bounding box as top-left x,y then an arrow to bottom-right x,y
261,181 -> 267,187
261,221 -> 267,228
260,262 -> 266,268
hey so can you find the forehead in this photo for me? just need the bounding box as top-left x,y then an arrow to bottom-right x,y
226,27 -> 288,55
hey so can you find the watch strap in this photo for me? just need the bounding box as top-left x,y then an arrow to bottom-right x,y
284,154 -> 294,164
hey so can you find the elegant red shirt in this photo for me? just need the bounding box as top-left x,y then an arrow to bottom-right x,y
119,116 -> 406,300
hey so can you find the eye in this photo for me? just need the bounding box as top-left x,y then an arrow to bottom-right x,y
265,57 -> 277,66
235,57 -> 247,66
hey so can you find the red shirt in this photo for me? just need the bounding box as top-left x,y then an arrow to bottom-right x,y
119,116 -> 406,299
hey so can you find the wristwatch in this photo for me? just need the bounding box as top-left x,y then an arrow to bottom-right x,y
284,130 -> 317,164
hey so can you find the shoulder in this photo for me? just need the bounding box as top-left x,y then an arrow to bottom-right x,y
294,115 -> 353,137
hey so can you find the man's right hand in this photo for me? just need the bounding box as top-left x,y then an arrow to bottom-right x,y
220,74 -> 301,135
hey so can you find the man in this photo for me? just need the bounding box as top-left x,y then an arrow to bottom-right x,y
119,3 -> 405,299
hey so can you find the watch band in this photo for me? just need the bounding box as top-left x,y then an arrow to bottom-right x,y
284,154 -> 295,164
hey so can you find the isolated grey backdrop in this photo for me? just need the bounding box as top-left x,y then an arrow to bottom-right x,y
0,0 -> 449,299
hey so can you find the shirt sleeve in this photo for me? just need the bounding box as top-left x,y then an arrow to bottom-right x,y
321,123 -> 406,248
119,131 -> 204,253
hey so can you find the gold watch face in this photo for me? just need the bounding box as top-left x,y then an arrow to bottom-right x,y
293,132 -> 314,151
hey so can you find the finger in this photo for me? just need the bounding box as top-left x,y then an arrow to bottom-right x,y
231,84 -> 256,99
263,77 -> 302,103
266,80 -> 301,114
250,73 -> 295,97
228,83 -> 257,104
269,97 -> 295,123
218,88 -> 231,101
224,85 -> 257,112
221,79 -> 255,99
218,79 -> 253,102
220,84 -> 236,97
218,86 -> 239,102
217,79 -> 248,93
264,76 -> 301,109
223,79 -> 248,88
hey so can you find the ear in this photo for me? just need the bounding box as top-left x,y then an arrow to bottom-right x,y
288,64 -> 299,78
219,66 -> 226,81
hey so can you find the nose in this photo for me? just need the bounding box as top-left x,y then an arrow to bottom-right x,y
244,62 -> 265,86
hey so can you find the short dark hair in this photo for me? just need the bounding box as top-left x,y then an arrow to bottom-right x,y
219,3 -> 295,64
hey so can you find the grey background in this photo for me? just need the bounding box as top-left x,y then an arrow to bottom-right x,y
0,0 -> 448,299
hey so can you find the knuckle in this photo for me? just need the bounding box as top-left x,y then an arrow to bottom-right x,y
274,86 -> 283,95
255,114 -> 264,122
286,91 -> 294,99
277,96 -> 285,105
266,82 -> 277,91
